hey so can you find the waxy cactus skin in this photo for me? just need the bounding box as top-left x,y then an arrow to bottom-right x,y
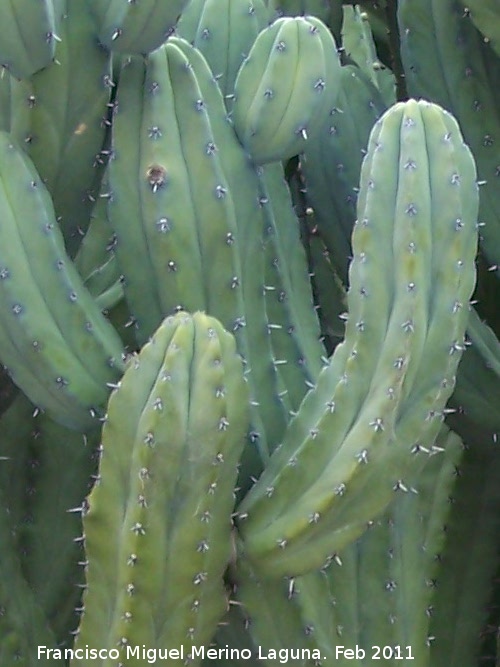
0,132 -> 125,431
0,0 -> 64,80
236,99 -> 479,578
176,0 -> 270,109
89,0 -> 188,55
0,5 -> 498,665
233,15 -> 342,164
73,312 -> 249,665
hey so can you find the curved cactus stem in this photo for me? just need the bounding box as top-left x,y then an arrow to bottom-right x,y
233,16 -> 342,164
236,100 -> 479,578
302,63 -> 387,284
341,5 -> 396,105
259,163 -> 325,412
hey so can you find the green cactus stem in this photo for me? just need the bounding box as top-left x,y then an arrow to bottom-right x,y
236,99 -> 479,578
72,311 -> 249,666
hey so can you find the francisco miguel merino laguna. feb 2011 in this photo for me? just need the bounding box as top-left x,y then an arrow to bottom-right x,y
38,644 -> 417,662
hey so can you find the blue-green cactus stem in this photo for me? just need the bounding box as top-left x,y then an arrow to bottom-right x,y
27,0 -> 113,256
74,171 -> 115,284
111,37 -> 291,475
268,0 -> 331,22
427,416 -> 500,666
398,0 -> 500,277
176,0 -> 270,111
341,5 -> 396,105
258,163 -> 325,412
302,63 -> 387,284
452,306 -> 500,433
233,557 -> 326,665
233,15 -> 342,164
172,38 -> 293,468
352,427 -> 462,665
89,0 -> 188,55
0,132 -> 125,431
74,173 -> 123,308
457,0 -> 500,58
17,412 -> 98,647
109,43 -> 243,345
303,219 -> 347,354
0,495 -> 60,666
0,68 -> 35,146
0,0 -> 64,80
0,396 -> 37,553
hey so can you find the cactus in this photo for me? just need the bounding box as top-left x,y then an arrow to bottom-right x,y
0,2 -> 498,665
109,42 -> 244,344
0,0 -> 64,80
341,4 -> 396,105
0,72 -> 34,148
232,15 -> 342,164
302,62 -> 387,283
268,0 -> 331,22
109,37 -> 297,479
27,0 -> 114,255
0,498 -> 60,665
89,0 -> 188,55
428,416 -> 500,666
452,306 -> 500,433
0,132 -> 125,431
176,0 -> 270,110
258,163 -> 326,411
233,426 -> 462,666
73,311 -> 249,665
398,0 -> 500,277
302,217 -> 347,354
457,0 -> 500,58
236,99 -> 479,578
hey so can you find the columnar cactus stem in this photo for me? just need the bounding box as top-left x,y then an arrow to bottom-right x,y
73,312 -> 249,665
236,99 -> 479,578
233,15 -> 342,164
89,0 -> 188,55
0,133 -> 125,431
0,0 -> 64,80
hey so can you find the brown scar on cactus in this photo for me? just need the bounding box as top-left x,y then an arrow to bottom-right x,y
146,163 -> 168,192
